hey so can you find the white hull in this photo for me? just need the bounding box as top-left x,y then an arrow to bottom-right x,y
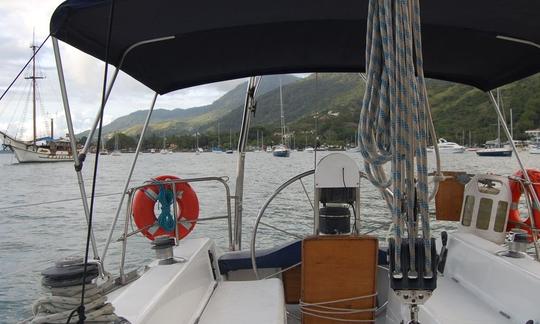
530,146 -> 540,154
427,147 -> 465,153
11,146 -> 72,163
2,133 -> 72,163
427,139 -> 465,153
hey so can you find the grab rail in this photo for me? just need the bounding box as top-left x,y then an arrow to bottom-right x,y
115,176 -> 233,283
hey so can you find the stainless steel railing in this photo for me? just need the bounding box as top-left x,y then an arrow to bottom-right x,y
114,176 -> 234,283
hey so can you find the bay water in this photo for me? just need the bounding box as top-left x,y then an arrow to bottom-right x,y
1,151 -> 538,323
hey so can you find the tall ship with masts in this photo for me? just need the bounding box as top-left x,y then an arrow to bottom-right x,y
0,38 -> 73,163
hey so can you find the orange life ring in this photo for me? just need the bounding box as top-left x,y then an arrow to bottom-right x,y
508,169 -> 540,239
132,175 -> 199,241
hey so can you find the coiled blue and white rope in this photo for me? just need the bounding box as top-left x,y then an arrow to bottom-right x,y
359,0 -> 439,278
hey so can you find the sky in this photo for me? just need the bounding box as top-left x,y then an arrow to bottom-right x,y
0,0 -> 272,140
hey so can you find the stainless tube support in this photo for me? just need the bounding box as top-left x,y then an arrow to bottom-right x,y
119,190 -> 133,284
80,67 -> 120,155
488,91 -> 540,245
233,76 -> 262,250
101,93 -> 158,263
80,36 -> 175,155
172,179 -> 180,244
51,37 -> 99,260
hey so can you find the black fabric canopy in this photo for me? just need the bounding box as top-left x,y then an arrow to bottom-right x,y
50,0 -> 540,94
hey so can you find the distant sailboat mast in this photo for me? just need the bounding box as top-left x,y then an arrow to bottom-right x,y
496,88 -> 501,147
279,77 -> 286,145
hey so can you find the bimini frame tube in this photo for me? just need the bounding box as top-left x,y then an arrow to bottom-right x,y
488,91 -> 539,257
51,36 -> 99,260
101,92 -> 158,263
233,76 -> 262,250
80,68 -> 120,155
80,36 -> 175,155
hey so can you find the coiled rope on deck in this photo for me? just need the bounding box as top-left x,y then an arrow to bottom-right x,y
358,0 -> 436,277
19,280 -> 119,324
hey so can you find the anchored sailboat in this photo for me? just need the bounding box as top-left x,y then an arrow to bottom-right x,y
476,89 -> 513,157
111,133 -> 122,156
212,122 -> 223,153
272,78 -> 290,157
225,129 -> 233,154
0,38 -> 73,163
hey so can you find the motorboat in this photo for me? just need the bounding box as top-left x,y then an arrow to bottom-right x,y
272,144 -> 291,157
427,138 -> 465,153
526,130 -> 540,154
19,1 -> 540,324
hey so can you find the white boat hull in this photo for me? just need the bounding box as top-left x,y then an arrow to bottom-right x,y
427,147 -> 465,153
2,133 -> 72,163
530,146 -> 540,154
10,146 -> 72,163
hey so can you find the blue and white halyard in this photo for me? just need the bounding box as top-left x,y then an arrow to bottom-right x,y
359,0 -> 434,282
17,0 -> 540,323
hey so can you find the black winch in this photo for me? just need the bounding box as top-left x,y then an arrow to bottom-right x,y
41,257 -> 99,288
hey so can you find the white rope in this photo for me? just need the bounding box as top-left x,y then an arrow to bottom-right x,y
358,0 -> 436,278
299,293 -> 378,323
18,277 -> 120,324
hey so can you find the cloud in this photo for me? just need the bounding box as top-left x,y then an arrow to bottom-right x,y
0,1 -> 308,139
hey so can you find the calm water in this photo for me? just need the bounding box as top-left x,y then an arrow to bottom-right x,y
1,150 -> 539,323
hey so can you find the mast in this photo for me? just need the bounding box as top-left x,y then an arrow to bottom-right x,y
261,131 -> 264,150
217,122 -> 220,148
510,107 -> 514,139
496,88 -> 501,147
279,77 -> 285,145
196,131 -> 199,150
25,31 -> 44,144
229,128 -> 232,149
50,118 -> 54,139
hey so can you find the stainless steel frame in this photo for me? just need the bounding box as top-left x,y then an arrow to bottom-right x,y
117,176 -> 234,283
80,36 -> 175,156
233,76 -> 262,250
51,36 -> 176,271
488,91 -> 540,259
101,93 -> 158,263
52,37 -> 99,260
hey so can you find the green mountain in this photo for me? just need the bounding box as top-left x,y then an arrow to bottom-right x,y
89,72 -> 540,149
84,74 -> 300,138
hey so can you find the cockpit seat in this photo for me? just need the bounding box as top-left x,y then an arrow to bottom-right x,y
198,278 -> 286,324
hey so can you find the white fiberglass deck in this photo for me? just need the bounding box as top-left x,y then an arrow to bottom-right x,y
387,232 -> 540,324
107,237 -> 286,324
107,238 -> 216,323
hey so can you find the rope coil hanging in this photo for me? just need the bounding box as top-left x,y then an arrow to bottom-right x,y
358,0 -> 436,278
